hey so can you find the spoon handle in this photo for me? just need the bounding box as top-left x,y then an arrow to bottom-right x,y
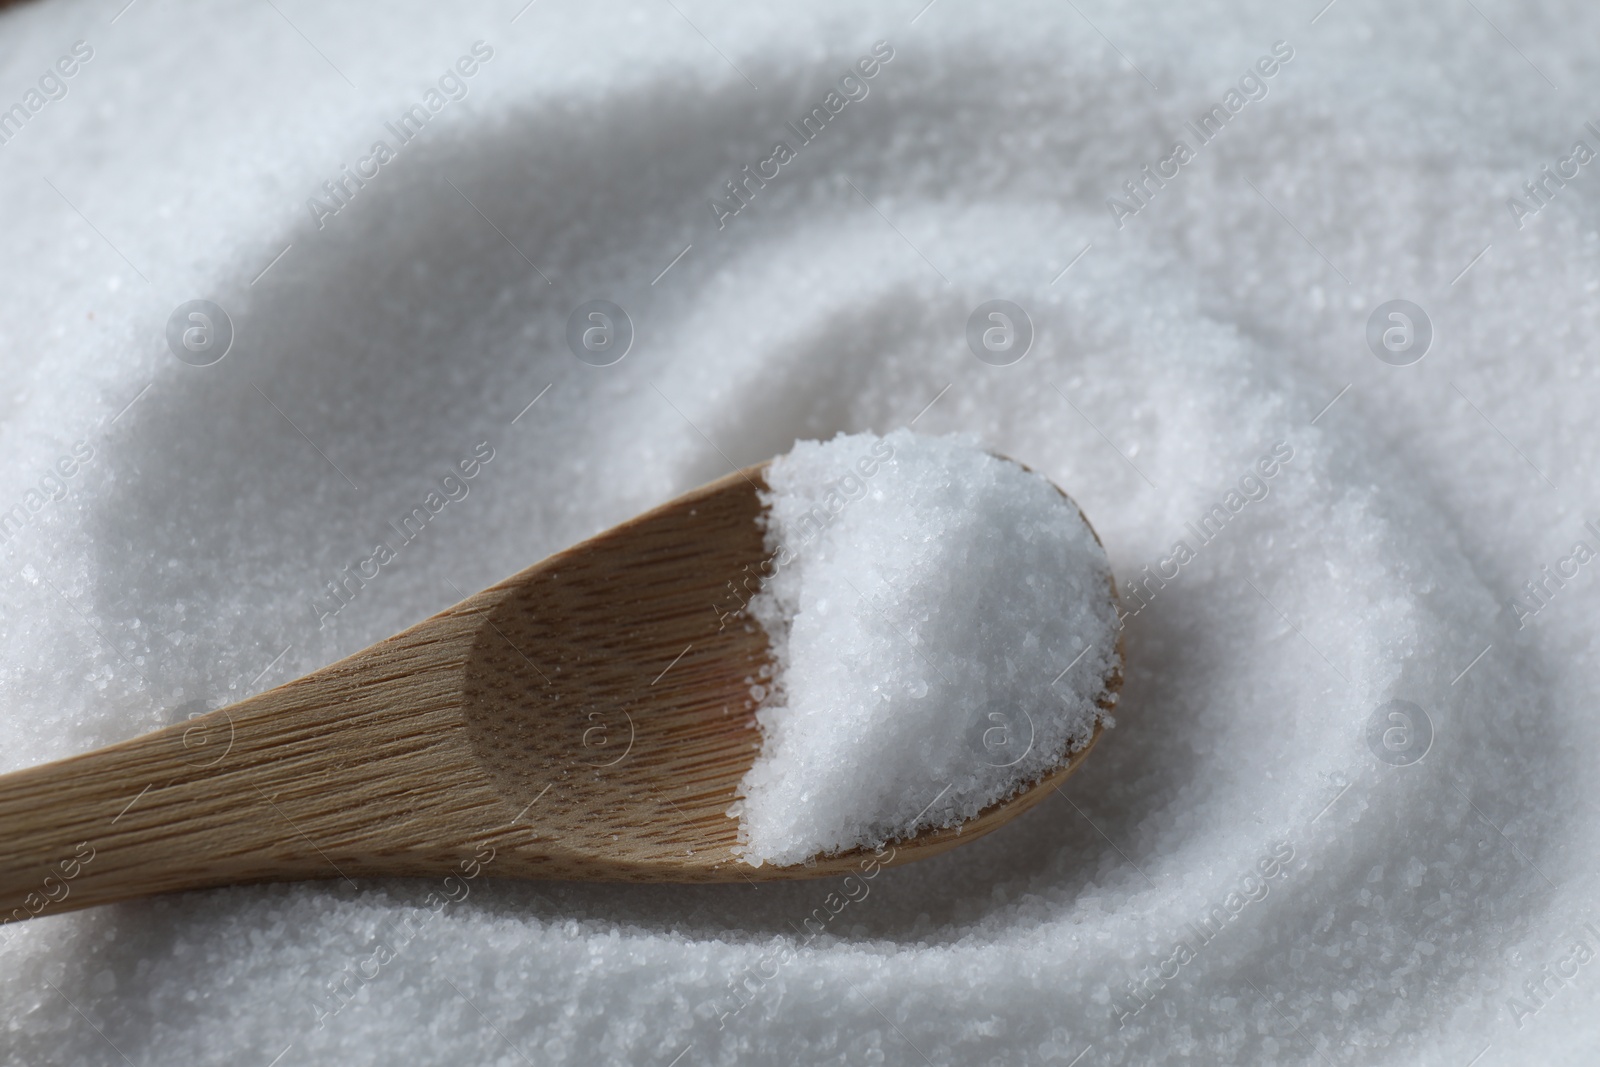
0,609 -> 519,924
0,704 -> 308,924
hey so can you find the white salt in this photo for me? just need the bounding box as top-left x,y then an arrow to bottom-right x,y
734,429 -> 1120,865
2,1 -> 1598,1064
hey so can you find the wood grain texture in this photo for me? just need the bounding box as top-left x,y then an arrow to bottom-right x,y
0,463 -> 1122,923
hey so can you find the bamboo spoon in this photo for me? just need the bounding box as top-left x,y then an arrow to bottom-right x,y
0,461 -> 1121,924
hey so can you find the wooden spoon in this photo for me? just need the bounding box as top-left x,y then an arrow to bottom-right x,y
0,462 -> 1121,924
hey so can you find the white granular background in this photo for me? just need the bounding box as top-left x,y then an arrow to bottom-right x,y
736,429 -> 1120,867
0,1 -> 1595,1064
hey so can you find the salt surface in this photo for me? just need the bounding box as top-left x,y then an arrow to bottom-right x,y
734,429 -> 1120,866
2,1 -> 1598,1065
